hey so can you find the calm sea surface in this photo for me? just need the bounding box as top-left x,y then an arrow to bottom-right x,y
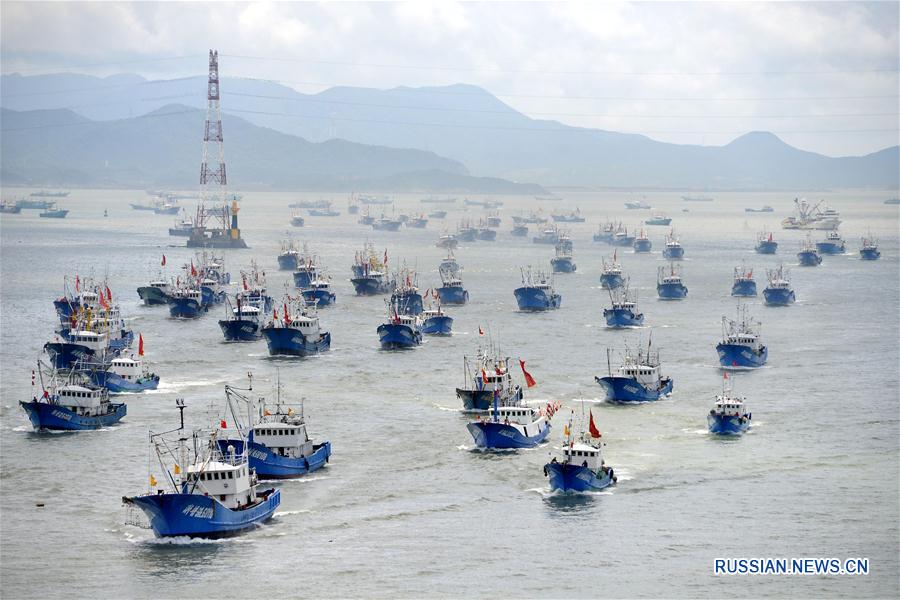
1,188 -> 898,598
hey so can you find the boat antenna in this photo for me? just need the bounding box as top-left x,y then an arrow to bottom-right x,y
607,348 -> 612,377
176,398 -> 185,431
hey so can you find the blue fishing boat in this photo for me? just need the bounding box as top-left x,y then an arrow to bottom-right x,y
513,211 -> 548,225
219,296 -> 264,341
763,264 -> 796,306
421,302 -> 453,335
511,224 -> 529,237
552,208 -> 585,223
301,278 -> 336,307
716,305 -> 767,368
89,351 -> 160,393
544,409 -> 616,493
476,222 -> 497,240
261,299 -> 331,357
406,214 -> 428,229
731,264 -> 757,297
797,236 -> 822,266
219,378 -> 331,479
645,214 -> 671,226
467,399 -> 551,449
53,280 -> 133,355
438,249 -> 459,274
277,240 -> 301,270
551,242 -> 577,273
600,251 -> 624,289
457,220 -> 477,241
533,225 -> 561,245
657,263 -> 688,299
755,231 -> 778,254
593,221 -> 616,243
625,199 -> 651,209
44,329 -> 120,371
290,213 -> 305,227
707,375 -> 751,435
595,342 -> 673,403
633,228 -> 652,253
391,267 -> 424,315
429,209 -> 447,219
816,231 -> 846,255
236,262 -> 274,314
21,366 -> 126,430
486,212 -> 501,227
436,233 -> 460,249
123,401 -> 280,538
137,279 -> 171,305
292,244 -> 319,288
456,341 -> 527,412
514,267 -> 561,311
351,244 -> 394,295
662,230 -> 684,259
859,235 -> 881,260
604,282 -> 644,328
377,300 -> 423,349
372,215 -> 402,231
39,205 -> 69,218
168,286 -> 205,318
611,224 -> 636,247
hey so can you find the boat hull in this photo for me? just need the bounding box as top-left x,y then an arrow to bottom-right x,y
219,319 -> 262,341
600,273 -> 623,289
219,440 -> 331,479
377,323 -> 422,349
551,257 -> 577,273
545,462 -> 614,493
277,255 -> 299,270
421,315 -> 453,335
456,387 -> 523,412
716,343 -> 768,368
730,280 -> 757,297
763,287 -> 795,306
663,247 -> 684,259
514,287 -> 561,311
595,375 -> 673,402
436,286 -> 468,305
603,308 -> 644,328
137,286 -> 169,305
708,413 -> 750,435
262,328 -> 331,356
19,400 -> 126,430
657,283 -> 688,299
351,277 -> 392,295
633,239 -> 652,253
816,242 -> 845,255
301,289 -> 336,307
859,247 -> 881,260
90,371 -> 159,393
169,298 -> 204,319
755,241 -> 778,254
797,250 -> 822,266
466,421 -> 551,449
127,489 -> 280,538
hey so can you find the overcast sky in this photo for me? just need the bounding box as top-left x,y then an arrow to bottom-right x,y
2,1 -> 898,156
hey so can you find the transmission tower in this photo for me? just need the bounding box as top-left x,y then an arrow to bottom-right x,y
198,49 -> 227,229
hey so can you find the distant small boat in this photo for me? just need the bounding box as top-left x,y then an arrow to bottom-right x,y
550,242 -> 576,273
0,201 -> 22,214
308,208 -> 340,217
377,301 -> 422,349
716,304 -> 767,368
406,215 -> 428,228
603,280 -> 643,328
682,196 -> 713,202
816,231 -> 845,255
859,234 -> 881,260
436,258 -> 468,305
421,197 -> 457,204
731,263 -> 757,297
596,343 -> 673,403
15,198 -> 55,209
551,208 -> 585,223
633,229 -> 652,253
289,199 -> 331,209
90,354 -> 160,394
153,202 -> 179,215
884,198 -> 900,205
436,234 -> 459,249
261,299 -> 331,356
763,264 -> 795,306
428,210 -> 447,219
797,236 -> 822,266
600,251 -> 624,290
662,230 -> 684,259
755,231 -> 778,254
372,216 -> 402,231
544,408 -> 616,493
467,403 -> 551,449
532,226 -> 561,245
31,190 -> 70,198
351,244 -> 394,295
511,224 -> 528,237
745,206 -> 774,213
625,200 -> 652,209
21,366 -> 126,431
611,225 -> 635,247
421,294 -> 453,336
657,263 -> 688,299
645,214 -> 671,226
277,240 -> 301,270
290,213 -> 305,227
593,221 -> 616,243
39,207 -> 69,218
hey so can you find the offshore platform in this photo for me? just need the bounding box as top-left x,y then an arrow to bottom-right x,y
187,50 -> 247,249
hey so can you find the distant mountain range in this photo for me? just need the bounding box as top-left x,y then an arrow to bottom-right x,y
2,72 -> 897,190
0,104 -> 544,193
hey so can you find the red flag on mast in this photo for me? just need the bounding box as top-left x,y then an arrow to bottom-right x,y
75,275 -> 80,292
481,369 -> 488,384
106,286 -> 112,302
589,411 -> 601,438
519,359 -> 536,388
161,254 -> 167,266
190,261 -> 197,277
283,303 -> 291,325
138,334 -> 144,356
478,326 -> 484,336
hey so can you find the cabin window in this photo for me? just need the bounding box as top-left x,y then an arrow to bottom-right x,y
228,471 -> 233,479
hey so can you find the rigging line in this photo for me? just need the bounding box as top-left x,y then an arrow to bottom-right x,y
220,54 -> 900,77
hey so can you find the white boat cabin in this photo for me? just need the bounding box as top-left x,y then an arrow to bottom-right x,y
109,357 -> 150,380
232,305 -> 261,320
282,312 -> 322,338
561,442 -> 603,470
149,280 -> 169,291
184,456 -> 257,510
617,358 -> 662,386
490,405 -> 541,426
171,288 -> 202,302
53,384 -> 110,415
251,418 -> 314,459
712,394 -> 747,417
65,330 -> 110,352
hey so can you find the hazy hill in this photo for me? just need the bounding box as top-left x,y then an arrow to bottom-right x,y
0,104 -> 545,193
2,72 -> 897,189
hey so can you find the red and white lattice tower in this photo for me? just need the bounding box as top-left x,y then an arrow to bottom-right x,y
197,49 -> 227,228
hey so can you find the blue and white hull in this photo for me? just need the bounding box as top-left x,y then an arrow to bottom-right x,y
716,343 -> 768,368
90,371 -> 159,393
663,246 -> 684,259
731,280 -> 757,297
816,241 -> 845,255
466,421 -> 551,449
756,241 -> 778,254
545,462 -> 614,493
514,287 -> 561,311
860,247 -> 881,260
551,257 -> 577,273
377,323 -> 422,349
277,255 -> 299,270
169,298 -> 204,319
127,489 -> 280,538
707,413 -> 750,435
600,273 -> 624,289
657,282 -> 688,299
603,307 -> 644,328
219,319 -> 262,341
219,439 -> 331,479
301,289 -> 336,307
351,277 -> 392,295
633,239 -> 652,253
262,329 -> 331,356
797,250 -> 822,266
436,286 -> 469,305
595,375 -> 673,402
421,315 -> 453,335
19,400 -> 126,431
43,342 -> 110,370
763,287 -> 795,306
